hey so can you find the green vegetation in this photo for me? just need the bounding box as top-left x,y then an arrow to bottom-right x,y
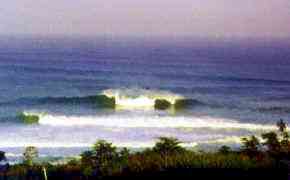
1,119 -> 290,179
152,137 -> 185,155
154,99 -> 171,110
23,146 -> 39,166
18,112 -> 39,124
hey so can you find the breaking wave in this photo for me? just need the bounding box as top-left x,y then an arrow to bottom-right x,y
22,111 -> 276,131
1,95 -> 115,108
6,87 -> 290,113
102,88 -> 183,107
5,88 -> 204,110
101,88 -> 201,110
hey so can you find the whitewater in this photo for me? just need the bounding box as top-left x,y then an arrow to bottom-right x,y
0,37 -> 290,160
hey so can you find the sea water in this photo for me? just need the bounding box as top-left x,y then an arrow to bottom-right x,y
0,36 -> 289,161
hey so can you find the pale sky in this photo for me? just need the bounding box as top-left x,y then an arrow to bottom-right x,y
0,0 -> 290,38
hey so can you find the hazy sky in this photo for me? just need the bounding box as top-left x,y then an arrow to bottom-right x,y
1,0 -> 290,38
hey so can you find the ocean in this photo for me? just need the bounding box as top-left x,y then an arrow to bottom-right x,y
0,36 -> 290,161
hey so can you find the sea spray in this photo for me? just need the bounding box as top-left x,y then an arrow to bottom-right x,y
102,88 -> 184,109
33,113 -> 277,131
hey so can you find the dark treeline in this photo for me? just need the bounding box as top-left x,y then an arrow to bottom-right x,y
1,119 -> 290,180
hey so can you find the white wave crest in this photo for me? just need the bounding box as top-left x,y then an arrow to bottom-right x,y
22,111 -> 47,117
102,88 -> 184,109
33,113 -> 276,131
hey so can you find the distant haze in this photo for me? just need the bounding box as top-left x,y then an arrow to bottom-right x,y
0,0 -> 290,39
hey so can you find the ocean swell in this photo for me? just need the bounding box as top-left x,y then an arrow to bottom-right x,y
102,88 -> 183,109
21,111 -> 276,131
3,88 -> 203,110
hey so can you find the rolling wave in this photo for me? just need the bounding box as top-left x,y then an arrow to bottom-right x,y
0,95 -> 113,107
3,88 -> 289,117
102,88 -> 183,108
22,111 -> 276,131
257,106 -> 290,113
2,88 -> 206,110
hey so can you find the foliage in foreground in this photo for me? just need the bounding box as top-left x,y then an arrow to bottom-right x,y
1,119 -> 290,179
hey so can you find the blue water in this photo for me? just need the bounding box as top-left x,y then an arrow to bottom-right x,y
0,36 -> 290,158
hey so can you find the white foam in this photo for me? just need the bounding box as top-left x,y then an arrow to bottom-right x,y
22,111 -> 47,118
33,113 -> 276,131
102,88 -> 183,109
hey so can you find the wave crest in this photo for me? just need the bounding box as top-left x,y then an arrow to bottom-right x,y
102,88 -> 184,109
5,88 -> 205,111
23,112 -> 276,131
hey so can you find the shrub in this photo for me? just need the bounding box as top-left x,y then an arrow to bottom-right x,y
92,140 -> 118,166
81,150 -> 96,167
240,135 -> 262,158
23,146 -> 38,166
277,119 -> 287,133
218,146 -> 232,155
153,137 -> 186,155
